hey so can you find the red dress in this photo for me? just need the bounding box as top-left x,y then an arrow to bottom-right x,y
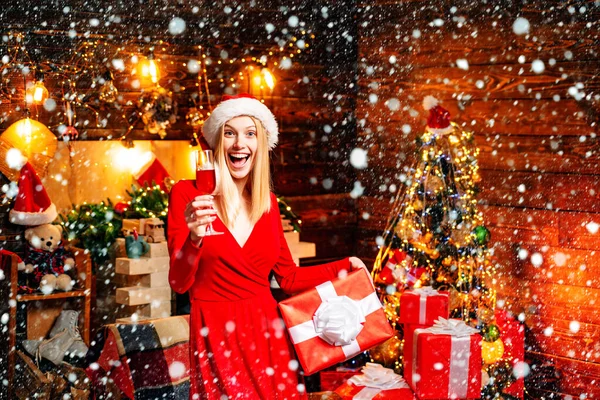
167,180 -> 350,400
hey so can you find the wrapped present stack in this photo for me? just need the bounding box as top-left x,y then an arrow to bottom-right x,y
113,218 -> 172,322
399,287 -> 482,400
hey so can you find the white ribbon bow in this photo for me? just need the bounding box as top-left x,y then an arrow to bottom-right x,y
425,317 -> 480,337
287,280 -> 383,358
348,363 -> 409,390
412,286 -> 439,296
313,295 -> 365,346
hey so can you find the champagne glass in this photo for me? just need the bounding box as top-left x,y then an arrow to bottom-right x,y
196,149 -> 223,236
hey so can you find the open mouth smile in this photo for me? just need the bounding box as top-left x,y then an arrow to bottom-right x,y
229,153 -> 250,168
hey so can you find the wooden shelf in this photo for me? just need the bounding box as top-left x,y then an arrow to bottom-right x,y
17,289 -> 88,302
1,247 -> 92,399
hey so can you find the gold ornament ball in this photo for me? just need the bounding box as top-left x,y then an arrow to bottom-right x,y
426,175 -> 444,192
477,307 -> 495,325
448,288 -> 463,311
369,333 -> 403,367
482,339 -> 505,364
186,107 -> 205,129
430,249 -> 440,259
413,199 -> 424,211
395,219 -> 413,240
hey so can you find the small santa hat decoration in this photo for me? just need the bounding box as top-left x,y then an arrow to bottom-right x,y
9,162 -> 57,226
423,96 -> 453,135
0,249 -> 25,272
133,153 -> 172,191
202,93 -> 279,150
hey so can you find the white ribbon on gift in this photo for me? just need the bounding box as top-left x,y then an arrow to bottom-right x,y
411,286 -> 440,325
348,363 -> 409,400
412,318 -> 479,399
287,280 -> 383,358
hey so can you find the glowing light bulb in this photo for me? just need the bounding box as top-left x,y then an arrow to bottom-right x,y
148,59 -> 159,83
26,81 -> 49,104
16,118 -> 33,144
261,68 -> 275,91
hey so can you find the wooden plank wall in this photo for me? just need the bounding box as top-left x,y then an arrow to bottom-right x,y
0,0 -> 358,262
355,1 -> 599,398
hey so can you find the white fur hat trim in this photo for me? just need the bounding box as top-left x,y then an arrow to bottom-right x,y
202,97 -> 279,150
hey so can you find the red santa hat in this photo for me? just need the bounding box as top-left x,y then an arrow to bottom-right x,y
202,93 -> 279,150
423,96 -> 453,135
9,162 -> 57,226
133,153 -> 172,191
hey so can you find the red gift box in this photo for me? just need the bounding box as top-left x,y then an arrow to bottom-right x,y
335,382 -> 416,399
320,370 -> 361,391
335,363 -> 416,399
377,249 -> 407,284
402,323 -> 430,390
407,319 -> 482,399
399,287 -> 449,326
495,309 -> 525,398
278,269 -> 394,375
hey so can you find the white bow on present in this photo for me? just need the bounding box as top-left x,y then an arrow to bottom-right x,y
288,280 -> 383,358
425,317 -> 479,337
347,363 -> 409,400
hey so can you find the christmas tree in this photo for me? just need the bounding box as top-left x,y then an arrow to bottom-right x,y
370,97 -> 519,398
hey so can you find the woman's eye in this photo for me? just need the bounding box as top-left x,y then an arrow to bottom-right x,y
224,131 -> 234,136
247,131 -> 256,137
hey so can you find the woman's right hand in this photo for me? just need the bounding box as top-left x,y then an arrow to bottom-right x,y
184,195 -> 217,243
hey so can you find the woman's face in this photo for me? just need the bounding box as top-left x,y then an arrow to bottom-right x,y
222,116 -> 258,181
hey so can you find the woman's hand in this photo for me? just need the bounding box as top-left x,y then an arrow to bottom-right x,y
184,195 -> 217,244
349,256 -> 374,287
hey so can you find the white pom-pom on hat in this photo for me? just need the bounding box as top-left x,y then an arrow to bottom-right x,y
423,96 -> 439,111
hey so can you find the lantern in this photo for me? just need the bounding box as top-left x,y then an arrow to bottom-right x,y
0,118 -> 58,180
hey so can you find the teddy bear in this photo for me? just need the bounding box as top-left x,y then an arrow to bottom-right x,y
21,223 -> 76,294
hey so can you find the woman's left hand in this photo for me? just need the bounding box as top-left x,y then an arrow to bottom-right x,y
349,256 -> 374,287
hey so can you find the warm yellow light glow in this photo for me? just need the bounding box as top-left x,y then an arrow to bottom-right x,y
114,147 -> 151,174
0,118 -> 57,158
26,81 -> 49,104
129,151 -> 154,176
140,58 -> 160,84
253,75 -> 262,87
261,68 -> 275,91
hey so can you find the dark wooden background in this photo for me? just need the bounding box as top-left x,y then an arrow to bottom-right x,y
355,1 -> 600,398
1,0 -> 599,397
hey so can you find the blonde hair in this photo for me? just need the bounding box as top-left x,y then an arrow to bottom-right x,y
214,116 -> 272,229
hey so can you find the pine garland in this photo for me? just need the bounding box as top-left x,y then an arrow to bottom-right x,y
59,200 -> 122,266
122,184 -> 169,221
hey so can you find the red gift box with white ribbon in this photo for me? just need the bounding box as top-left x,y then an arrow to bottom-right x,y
335,363 -> 416,399
399,286 -> 449,326
278,269 -> 394,375
406,318 -> 482,399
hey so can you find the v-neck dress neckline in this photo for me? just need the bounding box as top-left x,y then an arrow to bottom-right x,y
217,212 -> 265,250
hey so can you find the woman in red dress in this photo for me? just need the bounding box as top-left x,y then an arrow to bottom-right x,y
167,94 -> 369,399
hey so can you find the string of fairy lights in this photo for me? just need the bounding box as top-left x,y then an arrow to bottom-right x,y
0,29 -> 314,144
